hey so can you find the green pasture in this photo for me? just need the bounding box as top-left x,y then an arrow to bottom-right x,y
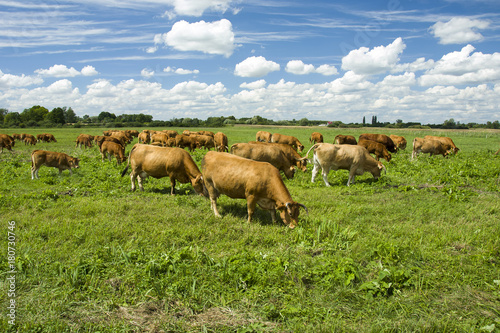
0,126 -> 499,332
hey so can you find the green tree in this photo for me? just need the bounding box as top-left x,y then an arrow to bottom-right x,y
98,111 -> 116,122
46,107 -> 66,124
64,107 -> 78,123
4,112 -> 21,126
0,108 -> 8,123
20,105 -> 49,123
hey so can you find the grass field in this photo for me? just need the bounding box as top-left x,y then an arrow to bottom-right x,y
1,126 -> 499,332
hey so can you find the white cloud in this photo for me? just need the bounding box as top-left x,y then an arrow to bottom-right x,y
240,79 -> 267,90
81,65 -> 99,76
393,57 -> 435,73
341,37 -> 406,75
430,17 -> 490,45
141,68 -> 155,78
0,69 -> 43,89
285,60 -> 339,76
168,0 -> 233,17
419,45 -> 500,86
34,64 -> 98,77
158,19 -> 236,57
164,66 -> 200,75
234,56 -> 280,77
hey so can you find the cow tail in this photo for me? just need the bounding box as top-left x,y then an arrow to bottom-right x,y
305,143 -> 320,159
120,144 -> 136,177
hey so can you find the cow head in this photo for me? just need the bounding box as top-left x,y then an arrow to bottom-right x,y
295,157 -> 308,172
372,161 -> 385,179
70,157 -> 80,169
298,144 -> 305,152
277,202 -> 308,229
192,174 -> 207,197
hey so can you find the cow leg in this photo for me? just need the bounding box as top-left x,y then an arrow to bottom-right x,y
246,195 -> 257,223
210,197 -> 221,218
108,153 -> 112,162
311,162 -> 319,183
170,178 -> 176,195
31,166 -> 37,180
269,209 -> 277,224
347,169 -> 356,186
137,175 -> 145,191
130,171 -> 137,191
321,168 -> 331,187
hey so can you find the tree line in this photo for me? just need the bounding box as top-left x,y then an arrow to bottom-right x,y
0,106 -> 499,129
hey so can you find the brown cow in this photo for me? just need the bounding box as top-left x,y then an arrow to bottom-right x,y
230,142 -> 296,179
334,134 -> 357,145
249,142 -> 308,172
0,134 -> 14,153
100,141 -> 126,164
256,131 -> 272,143
307,143 -> 385,186
31,150 -> 80,179
309,132 -> 324,144
121,144 -> 205,195
75,134 -> 94,148
201,152 -> 308,228
358,139 -> 392,162
424,135 -> 459,154
412,138 -> 450,159
359,133 -> 396,153
175,134 -> 200,152
138,131 -> 150,144
214,132 -> 229,152
151,133 -> 170,147
194,134 -> 215,150
24,134 -> 37,146
271,133 -> 305,152
162,130 -> 178,138
389,135 -> 406,151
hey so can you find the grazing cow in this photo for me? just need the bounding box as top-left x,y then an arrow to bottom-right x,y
214,132 -> 229,152
198,130 -> 215,138
424,135 -> 459,154
334,134 -> 357,145
95,135 -> 123,149
75,134 -> 94,148
412,138 -> 450,159
151,133 -> 170,147
193,134 -> 215,150
389,135 -> 407,151
100,141 -> 126,164
359,133 -> 396,153
31,150 -> 80,179
126,130 -> 140,137
307,143 -> 385,186
12,133 -> 22,141
230,142 -> 297,179
249,141 -> 308,172
138,131 -> 150,144
162,130 -> 178,138
175,134 -> 200,152
256,131 -> 272,143
0,134 -> 14,153
358,139 -> 392,162
121,144 -> 205,195
24,134 -> 37,146
111,132 -> 132,145
271,133 -> 305,152
309,132 -> 324,144
201,152 -> 308,228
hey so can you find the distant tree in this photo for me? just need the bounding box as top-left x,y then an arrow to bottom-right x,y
46,107 -> 66,124
4,112 -> 21,126
442,118 -> 456,129
0,108 -> 8,123
298,118 -> 309,126
362,116 -> 366,125
98,111 -> 116,122
20,105 -> 49,123
64,107 -> 78,123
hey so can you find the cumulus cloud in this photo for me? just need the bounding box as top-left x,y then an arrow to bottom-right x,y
285,60 -> 338,76
240,79 -> 267,90
430,17 -> 490,45
141,68 -> 155,78
34,64 -> 99,77
157,19 -> 236,57
162,0 -> 234,18
164,66 -> 200,75
0,69 -> 43,89
419,44 -> 500,86
234,56 -> 280,77
341,37 -> 406,75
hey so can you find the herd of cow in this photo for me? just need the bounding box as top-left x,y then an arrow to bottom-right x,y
0,129 -> 463,228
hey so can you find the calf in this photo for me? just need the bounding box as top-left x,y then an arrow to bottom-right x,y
359,133 -> 396,153
309,132 -> 324,144
424,135 -> 459,154
256,131 -> 272,143
175,134 -> 200,152
201,152 -> 308,228
358,139 -> 392,162
31,150 -> 80,179
307,143 -> 385,186
214,132 -> 229,152
334,134 -> 357,145
100,141 -> 126,164
389,135 -> 406,151
230,142 -> 296,179
121,144 -> 204,195
0,134 -> 14,153
412,138 -> 450,159
271,133 -> 305,152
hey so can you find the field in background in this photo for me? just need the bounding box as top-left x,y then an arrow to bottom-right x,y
1,126 -> 499,332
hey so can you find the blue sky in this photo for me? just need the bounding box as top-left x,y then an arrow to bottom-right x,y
0,0 -> 499,124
